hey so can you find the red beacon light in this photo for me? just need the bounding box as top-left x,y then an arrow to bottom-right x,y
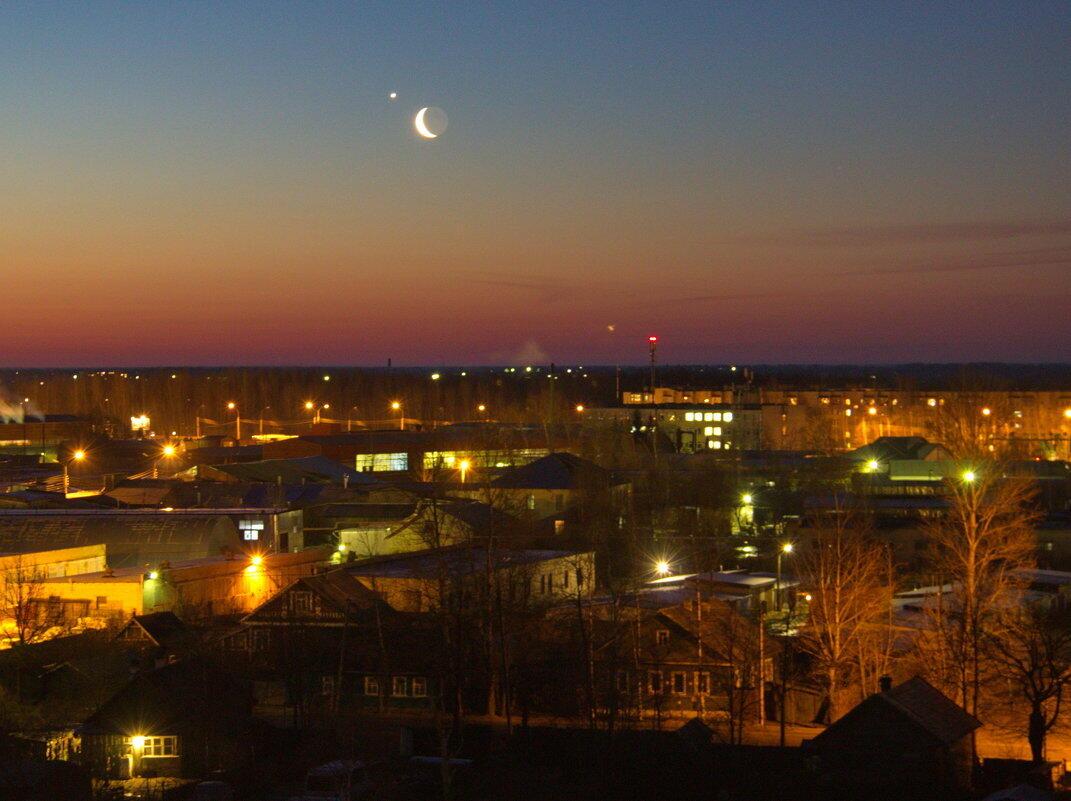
648,335 -> 658,343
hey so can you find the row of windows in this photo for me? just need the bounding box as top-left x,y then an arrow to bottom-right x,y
539,568 -> 583,594
616,670 -> 721,695
356,452 -> 409,472
126,735 -> 178,757
363,675 -> 428,698
683,411 -> 734,423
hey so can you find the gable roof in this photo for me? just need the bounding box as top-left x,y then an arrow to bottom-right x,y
117,612 -> 187,647
813,676 -> 980,749
852,437 -> 950,463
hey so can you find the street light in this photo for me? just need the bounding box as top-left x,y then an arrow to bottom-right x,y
741,493 -> 753,505
226,402 -> 240,441
458,458 -> 471,484
776,541 -> 794,748
391,400 -> 403,430
575,404 -> 585,413
655,559 -> 671,577
154,443 -> 178,479
962,469 -> 977,483
63,448 -> 87,497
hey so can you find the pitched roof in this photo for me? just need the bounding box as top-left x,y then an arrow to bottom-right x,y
881,676 -> 981,745
300,570 -> 384,611
492,452 -> 611,490
118,612 -> 188,647
813,676 -> 980,749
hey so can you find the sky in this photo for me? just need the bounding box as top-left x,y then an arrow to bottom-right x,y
1,1 -> 1069,366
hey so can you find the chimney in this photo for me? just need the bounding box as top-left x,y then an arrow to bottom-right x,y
879,675 -> 893,693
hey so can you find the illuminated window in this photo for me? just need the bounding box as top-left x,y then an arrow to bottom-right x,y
392,676 -> 409,696
684,412 -> 695,422
411,676 -> 427,697
703,412 -> 714,421
355,452 -> 408,472
656,629 -> 670,645
704,426 -> 714,436
239,520 -> 264,541
723,412 -> 733,422
364,676 -> 380,696
130,736 -> 178,757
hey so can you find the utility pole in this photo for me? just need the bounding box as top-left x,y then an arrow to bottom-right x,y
647,335 -> 658,400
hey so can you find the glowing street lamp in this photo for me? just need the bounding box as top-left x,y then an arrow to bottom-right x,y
458,458 -> 471,484
741,493 -> 753,505
575,404 -> 585,413
63,448 -> 87,497
866,459 -> 880,472
391,400 -> 403,430
962,469 -> 977,483
981,407 -> 992,417
654,559 -> 671,577
226,402 -> 240,441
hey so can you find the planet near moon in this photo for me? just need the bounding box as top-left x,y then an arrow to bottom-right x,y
414,106 -> 448,139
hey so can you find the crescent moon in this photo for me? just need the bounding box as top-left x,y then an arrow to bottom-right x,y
414,107 -> 437,139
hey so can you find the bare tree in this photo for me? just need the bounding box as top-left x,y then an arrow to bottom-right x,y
797,503 -> 894,721
0,557 -> 56,646
985,603 -> 1071,763
923,467 -> 1038,757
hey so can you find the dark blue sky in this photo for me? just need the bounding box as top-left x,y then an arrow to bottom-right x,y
1,2 -> 1068,365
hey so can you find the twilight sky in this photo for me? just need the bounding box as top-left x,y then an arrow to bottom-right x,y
1,2 -> 1069,366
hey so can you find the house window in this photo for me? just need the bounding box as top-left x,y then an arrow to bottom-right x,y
696,672 -> 710,694
131,735 -> 178,757
672,672 -> 686,694
649,671 -> 663,693
95,596 -> 107,608
239,520 -> 264,541
392,676 -> 409,697
554,520 -> 565,535
655,629 -> 670,645
411,676 -> 427,698
291,591 -> 313,614
364,676 -> 380,696
321,675 -> 335,696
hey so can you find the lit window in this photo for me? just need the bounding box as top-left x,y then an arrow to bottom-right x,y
704,412 -> 715,422
712,427 -> 721,436
411,676 -> 427,697
723,412 -> 733,422
684,412 -> 695,422
364,676 -> 380,696
656,629 -> 670,645
704,426 -> 714,436
708,440 -> 722,449
130,736 -> 178,758
392,676 -> 409,697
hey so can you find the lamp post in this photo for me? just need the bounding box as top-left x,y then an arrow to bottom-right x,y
776,542 -> 794,746
227,402 -> 240,441
154,443 -> 177,480
458,458 -> 471,484
63,448 -> 86,497
258,407 -> 271,436
391,400 -> 403,431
